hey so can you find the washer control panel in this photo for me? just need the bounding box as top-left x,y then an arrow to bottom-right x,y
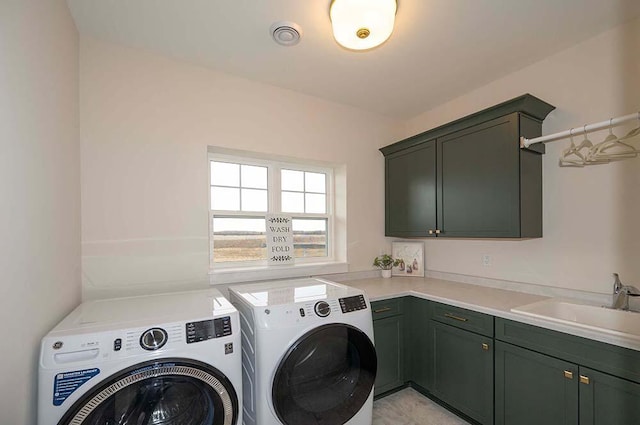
186,316 -> 232,344
296,296 -> 366,319
339,295 -> 368,313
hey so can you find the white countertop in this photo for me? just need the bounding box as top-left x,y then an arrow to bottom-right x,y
345,276 -> 640,352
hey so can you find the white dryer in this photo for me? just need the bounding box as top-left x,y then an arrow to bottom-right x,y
230,278 -> 376,425
38,288 -> 242,425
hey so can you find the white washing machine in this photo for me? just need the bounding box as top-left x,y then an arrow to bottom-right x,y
230,278 -> 376,425
38,288 -> 242,425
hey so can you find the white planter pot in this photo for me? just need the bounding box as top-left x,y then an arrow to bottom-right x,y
381,269 -> 392,279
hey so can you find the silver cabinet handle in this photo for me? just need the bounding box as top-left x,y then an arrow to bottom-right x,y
435,229 -> 441,235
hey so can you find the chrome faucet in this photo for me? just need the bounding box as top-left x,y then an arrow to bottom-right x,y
612,273 -> 640,311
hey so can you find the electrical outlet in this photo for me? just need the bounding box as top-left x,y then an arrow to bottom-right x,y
482,254 -> 492,267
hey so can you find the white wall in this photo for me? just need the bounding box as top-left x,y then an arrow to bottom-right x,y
401,17 -> 640,294
0,1 -> 80,423
80,17 -> 640,298
80,37 -> 399,297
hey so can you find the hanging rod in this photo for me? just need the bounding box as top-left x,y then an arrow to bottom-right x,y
520,111 -> 640,148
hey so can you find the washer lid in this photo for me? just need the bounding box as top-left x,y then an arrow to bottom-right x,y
230,278 -> 362,307
50,288 -> 236,335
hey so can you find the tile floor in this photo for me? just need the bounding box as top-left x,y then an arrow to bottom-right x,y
372,388 -> 471,425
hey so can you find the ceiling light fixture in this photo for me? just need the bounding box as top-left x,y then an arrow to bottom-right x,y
330,0 -> 397,51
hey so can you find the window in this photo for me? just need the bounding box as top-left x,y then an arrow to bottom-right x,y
209,152 -> 335,270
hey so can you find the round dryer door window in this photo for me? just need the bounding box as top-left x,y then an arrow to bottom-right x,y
272,323 -> 377,425
57,358 -> 238,425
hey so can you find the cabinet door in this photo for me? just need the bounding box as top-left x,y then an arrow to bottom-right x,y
579,367 -> 640,425
373,315 -> 404,396
385,140 -> 436,237
430,321 -> 493,425
495,341 -> 579,425
407,297 -> 431,391
437,114 -> 521,237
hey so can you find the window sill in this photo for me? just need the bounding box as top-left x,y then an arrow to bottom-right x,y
208,262 -> 349,285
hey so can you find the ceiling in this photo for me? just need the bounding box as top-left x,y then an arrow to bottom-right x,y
67,0 -> 640,119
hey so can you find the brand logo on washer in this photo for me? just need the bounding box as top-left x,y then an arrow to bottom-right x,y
52,341 -> 63,350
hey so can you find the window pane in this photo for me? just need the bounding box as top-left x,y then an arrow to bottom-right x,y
281,169 -> 304,191
305,193 -> 326,214
282,191 -> 304,213
211,161 -> 239,187
211,187 -> 240,210
213,217 -> 266,263
241,188 -> 268,212
292,218 -> 327,258
241,165 -> 267,189
305,172 -> 326,193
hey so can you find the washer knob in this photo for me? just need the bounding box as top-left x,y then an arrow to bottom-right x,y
140,328 -> 168,351
314,301 -> 331,317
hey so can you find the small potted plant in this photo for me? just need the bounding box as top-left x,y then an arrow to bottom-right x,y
373,254 -> 400,278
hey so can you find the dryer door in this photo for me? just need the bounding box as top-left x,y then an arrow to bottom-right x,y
57,358 -> 238,425
272,323 -> 377,425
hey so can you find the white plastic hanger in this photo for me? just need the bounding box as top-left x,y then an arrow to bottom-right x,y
587,118 -> 638,162
572,124 -> 608,165
559,128 -> 585,167
617,112 -> 640,141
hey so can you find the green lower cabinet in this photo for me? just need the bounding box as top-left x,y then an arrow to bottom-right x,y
373,298 -> 640,425
430,321 -> 493,425
407,297 -> 431,391
579,367 -> 640,425
496,340 -> 640,425
373,314 -> 405,396
495,341 -> 579,425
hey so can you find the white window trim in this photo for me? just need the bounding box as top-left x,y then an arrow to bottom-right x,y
207,148 -> 348,284
210,261 -> 349,285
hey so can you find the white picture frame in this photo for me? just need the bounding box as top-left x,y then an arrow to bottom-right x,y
391,241 -> 424,277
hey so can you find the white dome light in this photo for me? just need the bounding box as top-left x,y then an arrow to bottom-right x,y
330,0 -> 397,51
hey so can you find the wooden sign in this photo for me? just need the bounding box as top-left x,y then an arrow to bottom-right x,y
266,215 -> 294,265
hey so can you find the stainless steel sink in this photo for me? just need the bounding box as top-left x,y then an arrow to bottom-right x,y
511,299 -> 640,338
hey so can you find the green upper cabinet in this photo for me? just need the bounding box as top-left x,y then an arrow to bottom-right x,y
380,94 -> 555,238
438,114 -> 521,237
385,141 -> 436,237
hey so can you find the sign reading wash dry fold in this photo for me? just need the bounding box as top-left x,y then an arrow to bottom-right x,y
266,215 -> 294,265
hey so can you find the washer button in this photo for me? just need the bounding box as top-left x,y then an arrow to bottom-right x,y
314,301 -> 331,317
140,328 -> 168,351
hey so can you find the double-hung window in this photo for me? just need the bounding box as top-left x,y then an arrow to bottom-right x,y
209,152 -> 335,272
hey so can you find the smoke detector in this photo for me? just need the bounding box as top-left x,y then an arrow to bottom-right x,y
270,21 -> 303,46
